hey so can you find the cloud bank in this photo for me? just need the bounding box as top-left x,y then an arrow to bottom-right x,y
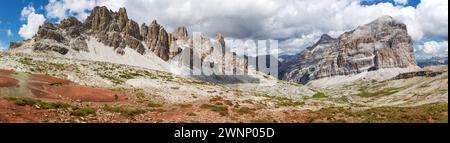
416,41 -> 449,59
20,0 -> 449,56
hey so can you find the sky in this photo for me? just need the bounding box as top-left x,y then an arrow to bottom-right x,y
0,0 -> 448,59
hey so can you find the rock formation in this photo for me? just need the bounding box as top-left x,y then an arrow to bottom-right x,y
9,6 -> 257,75
281,16 -> 417,84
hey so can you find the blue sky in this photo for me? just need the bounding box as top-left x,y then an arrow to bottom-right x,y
0,0 -> 447,59
361,0 -> 421,7
0,0 -> 43,44
0,0 -> 47,50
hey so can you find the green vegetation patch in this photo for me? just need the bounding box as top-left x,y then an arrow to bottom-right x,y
312,92 -> 328,98
238,107 -> 255,115
356,85 -> 401,98
98,73 -> 125,85
200,104 -> 229,116
147,101 -> 163,108
102,105 -> 146,116
6,97 -> 71,110
186,112 -> 197,116
177,104 -> 193,108
250,118 -> 278,123
5,97 -> 95,116
69,107 -> 96,116
18,58 -> 34,66
254,92 -> 304,107
305,103 -> 448,123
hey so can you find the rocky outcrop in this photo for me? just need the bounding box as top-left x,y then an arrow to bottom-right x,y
85,6 -> 112,33
282,16 -> 417,84
141,20 -> 170,60
392,71 -> 443,80
36,22 -> 66,43
59,17 -> 82,28
172,27 -> 189,40
10,6 -> 238,67
85,6 -> 146,55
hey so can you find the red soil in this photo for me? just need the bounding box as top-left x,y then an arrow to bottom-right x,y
0,99 -> 59,123
0,77 -> 19,87
28,74 -> 125,102
30,74 -> 72,85
52,85 -> 125,102
0,69 -> 15,75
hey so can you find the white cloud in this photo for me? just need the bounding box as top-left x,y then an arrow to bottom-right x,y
7,29 -> 13,37
278,32 -> 323,55
40,0 -> 448,56
20,6 -> 35,20
422,41 -> 448,54
46,0 -> 97,21
89,0 -> 447,41
18,6 -> 46,39
394,0 -> 408,5
416,0 -> 448,39
416,41 -> 448,59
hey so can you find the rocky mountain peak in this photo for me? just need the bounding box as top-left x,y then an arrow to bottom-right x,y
117,7 -> 129,31
282,15 -> 417,84
172,26 -> 189,40
371,15 -> 394,24
318,34 -> 335,43
85,6 -> 112,33
216,33 -> 226,48
10,6 -> 234,67
59,17 -> 82,28
307,34 -> 337,50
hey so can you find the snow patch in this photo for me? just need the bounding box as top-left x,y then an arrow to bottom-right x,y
65,38 -> 171,72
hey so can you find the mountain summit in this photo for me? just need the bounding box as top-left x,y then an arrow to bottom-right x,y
281,16 -> 418,84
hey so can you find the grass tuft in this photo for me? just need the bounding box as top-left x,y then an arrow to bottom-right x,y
200,104 -> 229,116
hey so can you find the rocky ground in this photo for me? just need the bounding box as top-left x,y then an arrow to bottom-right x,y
0,52 -> 448,123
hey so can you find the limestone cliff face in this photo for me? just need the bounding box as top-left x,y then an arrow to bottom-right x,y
282,16 -> 417,84
10,6 -> 245,71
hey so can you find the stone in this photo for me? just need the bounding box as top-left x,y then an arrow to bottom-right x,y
59,17 -> 82,28
36,22 -> 66,43
145,20 -> 170,61
172,26 -> 189,40
70,38 -> 89,52
86,6 -> 112,33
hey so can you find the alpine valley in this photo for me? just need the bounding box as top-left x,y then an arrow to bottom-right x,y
0,6 -> 447,123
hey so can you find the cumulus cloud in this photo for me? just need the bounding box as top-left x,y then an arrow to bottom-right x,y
20,6 -> 36,20
18,6 -> 46,39
416,41 -> 448,59
91,0 -> 445,39
46,0 -> 97,21
40,0 -> 448,56
416,0 -> 448,39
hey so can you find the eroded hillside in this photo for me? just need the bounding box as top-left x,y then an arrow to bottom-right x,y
1,52 -> 447,123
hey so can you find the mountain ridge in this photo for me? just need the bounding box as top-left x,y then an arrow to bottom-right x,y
281,16 -> 418,84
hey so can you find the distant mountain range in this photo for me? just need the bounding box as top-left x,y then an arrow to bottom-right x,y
417,56 -> 449,68
279,16 -> 418,84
